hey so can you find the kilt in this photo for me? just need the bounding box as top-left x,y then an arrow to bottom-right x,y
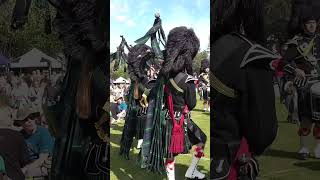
297,83 -> 313,120
203,89 -> 209,101
84,143 -> 109,179
162,110 -> 207,158
135,107 -> 147,139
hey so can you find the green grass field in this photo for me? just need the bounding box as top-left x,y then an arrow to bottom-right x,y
258,99 -> 320,180
111,97 -> 320,180
110,98 -> 210,180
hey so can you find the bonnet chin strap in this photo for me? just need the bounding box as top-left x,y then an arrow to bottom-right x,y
164,85 -> 188,154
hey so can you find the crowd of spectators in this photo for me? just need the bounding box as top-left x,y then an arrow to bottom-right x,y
0,69 -> 64,180
110,83 -> 129,124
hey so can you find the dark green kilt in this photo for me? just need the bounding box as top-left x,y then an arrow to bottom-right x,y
84,143 -> 109,179
135,105 -> 147,139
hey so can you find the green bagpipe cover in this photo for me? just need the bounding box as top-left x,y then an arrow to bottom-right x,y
139,78 -> 166,174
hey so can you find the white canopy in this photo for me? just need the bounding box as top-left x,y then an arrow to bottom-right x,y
10,48 -> 63,69
113,77 -> 130,84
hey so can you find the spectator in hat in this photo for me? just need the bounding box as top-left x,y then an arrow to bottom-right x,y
13,105 -> 54,178
115,96 -> 127,120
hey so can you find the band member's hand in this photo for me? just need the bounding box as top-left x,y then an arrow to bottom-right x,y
284,81 -> 294,94
139,94 -> 148,108
295,68 -> 305,80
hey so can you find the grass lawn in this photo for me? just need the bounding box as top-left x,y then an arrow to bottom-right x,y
258,99 -> 320,180
110,95 -> 320,180
110,98 -> 210,180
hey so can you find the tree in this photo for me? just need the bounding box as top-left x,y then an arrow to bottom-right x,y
110,61 -> 128,79
193,51 -> 209,74
264,0 -> 291,40
0,0 -> 63,59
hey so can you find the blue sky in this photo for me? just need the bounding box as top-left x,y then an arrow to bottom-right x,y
110,0 -> 210,53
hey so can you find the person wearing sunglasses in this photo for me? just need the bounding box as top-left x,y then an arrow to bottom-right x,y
13,105 -> 54,178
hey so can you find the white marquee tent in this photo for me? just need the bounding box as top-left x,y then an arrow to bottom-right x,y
113,77 -> 130,84
10,48 -> 63,69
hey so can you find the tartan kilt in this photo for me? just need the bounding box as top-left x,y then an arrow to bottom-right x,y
297,84 -> 313,120
162,110 -> 207,158
84,143 -> 109,178
136,114 -> 146,139
135,104 -> 147,139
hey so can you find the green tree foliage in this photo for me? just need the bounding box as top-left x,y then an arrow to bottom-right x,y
193,50 -> 209,74
110,61 -> 129,79
110,50 -> 208,79
264,0 -> 292,39
0,0 -> 63,59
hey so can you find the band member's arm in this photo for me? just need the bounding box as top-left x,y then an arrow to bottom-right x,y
24,153 -> 49,170
241,43 -> 299,75
184,83 -> 197,110
241,67 -> 277,155
198,75 -> 205,83
137,80 -> 150,96
277,44 -> 299,74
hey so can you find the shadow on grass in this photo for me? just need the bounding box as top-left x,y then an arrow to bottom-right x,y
111,130 -> 123,147
110,127 -> 142,149
192,108 -> 211,116
110,140 -> 208,179
111,125 -> 209,179
263,149 -> 298,160
111,123 -> 126,132
192,108 -> 206,113
293,161 -> 320,171
277,120 -> 298,125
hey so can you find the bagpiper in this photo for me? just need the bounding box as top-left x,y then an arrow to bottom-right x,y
210,0 -> 293,179
283,10 -> 320,160
139,26 -> 207,180
119,44 -> 161,159
198,59 -> 210,112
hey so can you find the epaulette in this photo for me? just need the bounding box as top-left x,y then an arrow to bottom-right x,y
233,33 -> 282,68
169,73 -> 197,93
185,74 -> 197,83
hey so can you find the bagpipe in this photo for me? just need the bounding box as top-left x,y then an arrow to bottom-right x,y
110,35 -> 132,72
